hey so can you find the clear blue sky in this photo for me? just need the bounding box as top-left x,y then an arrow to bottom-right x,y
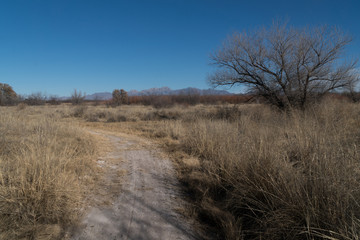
0,0 -> 359,96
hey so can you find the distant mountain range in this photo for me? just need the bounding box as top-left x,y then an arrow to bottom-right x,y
83,87 -> 232,100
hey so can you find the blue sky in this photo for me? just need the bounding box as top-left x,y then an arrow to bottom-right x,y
0,0 -> 359,96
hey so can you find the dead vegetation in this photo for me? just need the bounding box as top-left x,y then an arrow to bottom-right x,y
0,106 -> 98,239
74,100 -> 360,239
1,100 -> 360,239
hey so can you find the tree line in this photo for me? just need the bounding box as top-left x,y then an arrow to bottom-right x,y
1,82 -> 359,107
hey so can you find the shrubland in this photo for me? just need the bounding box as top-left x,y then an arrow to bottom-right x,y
1,98 -> 359,240
76,99 -> 360,239
179,102 -> 360,239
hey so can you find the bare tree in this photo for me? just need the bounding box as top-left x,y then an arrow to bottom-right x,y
25,92 -> 46,105
71,89 -> 86,105
48,95 -> 60,105
209,23 -> 359,109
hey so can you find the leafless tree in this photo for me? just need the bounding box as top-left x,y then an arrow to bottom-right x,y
48,95 -> 60,105
25,92 -> 46,105
71,89 -> 85,105
209,23 -> 359,109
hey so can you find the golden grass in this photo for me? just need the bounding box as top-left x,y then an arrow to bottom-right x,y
74,101 -> 360,239
0,106 -> 97,239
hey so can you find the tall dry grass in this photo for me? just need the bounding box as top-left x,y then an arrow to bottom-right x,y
74,101 -> 360,239
178,101 -> 360,239
0,106 -> 96,239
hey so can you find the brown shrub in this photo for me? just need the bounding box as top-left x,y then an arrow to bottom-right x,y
106,113 -> 128,122
72,105 -> 87,117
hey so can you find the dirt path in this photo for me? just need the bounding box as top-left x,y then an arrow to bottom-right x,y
70,130 -> 197,240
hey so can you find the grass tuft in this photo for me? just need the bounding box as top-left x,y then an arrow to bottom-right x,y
0,106 -> 97,239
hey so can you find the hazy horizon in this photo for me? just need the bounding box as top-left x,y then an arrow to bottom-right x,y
20,86 -> 237,99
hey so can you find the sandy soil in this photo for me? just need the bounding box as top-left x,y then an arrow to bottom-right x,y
70,130 -> 197,240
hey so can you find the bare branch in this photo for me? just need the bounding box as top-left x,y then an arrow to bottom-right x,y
209,22 -> 359,109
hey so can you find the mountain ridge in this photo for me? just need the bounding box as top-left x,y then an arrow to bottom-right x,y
84,87 -> 232,100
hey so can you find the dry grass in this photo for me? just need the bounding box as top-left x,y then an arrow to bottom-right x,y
75,101 -> 360,239
0,106 -> 97,239
178,102 -> 360,239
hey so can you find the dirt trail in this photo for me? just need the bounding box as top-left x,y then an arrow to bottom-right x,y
70,130 -> 196,240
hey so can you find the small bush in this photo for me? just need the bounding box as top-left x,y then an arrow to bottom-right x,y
106,113 -> 128,122
86,113 -> 100,122
96,111 -> 108,119
212,105 -> 242,121
17,102 -> 27,110
72,105 -> 87,117
85,110 -> 109,122
140,110 -> 181,121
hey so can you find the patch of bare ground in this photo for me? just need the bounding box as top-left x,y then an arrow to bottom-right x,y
69,129 -> 198,240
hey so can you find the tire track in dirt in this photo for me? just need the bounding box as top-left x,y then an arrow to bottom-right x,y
70,130 -> 197,240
